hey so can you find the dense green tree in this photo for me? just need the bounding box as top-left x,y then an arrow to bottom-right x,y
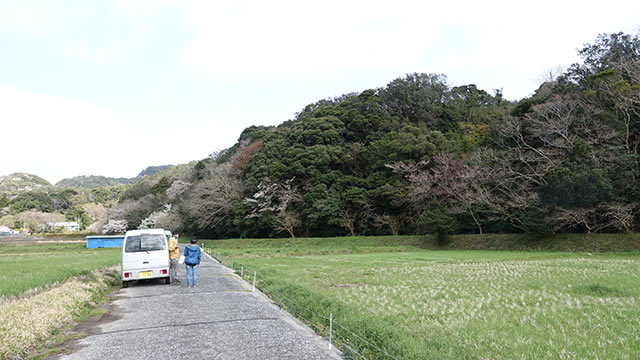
66,206 -> 92,230
152,176 -> 170,195
121,180 -> 154,201
520,208 -> 553,238
379,73 -> 451,130
417,201 -> 457,245
539,164 -> 613,209
106,31 -> 640,237
88,185 -> 126,205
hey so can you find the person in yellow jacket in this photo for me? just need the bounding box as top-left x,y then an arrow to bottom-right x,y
168,232 -> 180,284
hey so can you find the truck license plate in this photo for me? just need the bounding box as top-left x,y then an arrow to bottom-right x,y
140,271 -> 152,278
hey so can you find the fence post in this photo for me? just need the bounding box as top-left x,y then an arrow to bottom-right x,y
253,271 -> 256,292
231,259 -> 234,269
329,312 -> 333,349
279,289 -> 282,311
241,266 -> 244,278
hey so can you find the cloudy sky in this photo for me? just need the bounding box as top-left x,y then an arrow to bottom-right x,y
1,0 -> 639,183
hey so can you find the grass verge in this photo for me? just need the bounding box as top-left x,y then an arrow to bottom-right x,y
0,267 -> 121,359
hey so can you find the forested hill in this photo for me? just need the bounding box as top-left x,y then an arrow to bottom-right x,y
0,164 -> 180,233
0,173 -> 50,196
98,32 -> 638,238
56,175 -> 134,189
56,165 -> 174,189
135,165 -> 173,179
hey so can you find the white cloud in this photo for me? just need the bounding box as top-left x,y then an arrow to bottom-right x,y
2,0 -> 640,184
181,0 -> 442,79
0,84 -> 155,182
0,84 -> 255,182
181,0 -> 640,99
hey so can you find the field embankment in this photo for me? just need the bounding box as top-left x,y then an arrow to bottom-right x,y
203,233 -> 640,255
203,234 -> 640,359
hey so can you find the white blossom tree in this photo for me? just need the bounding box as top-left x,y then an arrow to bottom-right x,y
245,177 -> 301,237
138,204 -> 172,229
102,219 -> 128,234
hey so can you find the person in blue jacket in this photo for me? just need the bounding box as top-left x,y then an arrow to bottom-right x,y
184,237 -> 201,288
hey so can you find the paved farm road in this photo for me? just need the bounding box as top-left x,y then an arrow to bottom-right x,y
51,253 -> 341,360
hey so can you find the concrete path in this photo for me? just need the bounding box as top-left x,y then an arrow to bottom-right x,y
51,253 -> 341,360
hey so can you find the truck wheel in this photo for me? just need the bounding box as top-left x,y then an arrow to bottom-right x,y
122,280 -> 129,288
165,277 -> 171,284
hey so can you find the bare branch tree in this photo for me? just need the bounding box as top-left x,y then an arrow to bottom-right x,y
549,208 -> 597,233
473,148 -> 541,231
155,208 -> 183,232
599,203 -> 638,233
393,153 -> 483,233
334,209 -> 357,236
166,179 -> 192,200
537,66 -> 566,84
371,213 -> 401,236
184,163 -> 243,233
16,211 -> 65,233
272,211 -> 301,238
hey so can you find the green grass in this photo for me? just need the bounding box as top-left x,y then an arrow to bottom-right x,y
203,236 -> 640,360
0,242 -> 121,298
202,233 -> 640,255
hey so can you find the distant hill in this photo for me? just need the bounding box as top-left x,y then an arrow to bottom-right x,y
135,165 -> 173,179
0,173 -> 51,196
56,175 -> 134,189
54,165 -> 175,189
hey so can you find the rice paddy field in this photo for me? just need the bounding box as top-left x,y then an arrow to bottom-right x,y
204,237 -> 640,360
0,242 -> 120,298
0,241 -> 121,358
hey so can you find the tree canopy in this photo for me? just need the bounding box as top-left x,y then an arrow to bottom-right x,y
91,31 -> 640,238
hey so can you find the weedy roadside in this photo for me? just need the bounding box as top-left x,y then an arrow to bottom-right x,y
0,267 -> 120,360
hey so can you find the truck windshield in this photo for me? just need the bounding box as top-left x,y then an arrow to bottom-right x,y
125,235 -> 166,253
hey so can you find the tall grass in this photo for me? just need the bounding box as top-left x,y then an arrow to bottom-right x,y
0,268 -> 120,359
206,237 -> 640,359
0,242 -> 121,358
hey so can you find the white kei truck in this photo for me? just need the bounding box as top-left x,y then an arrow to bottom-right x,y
121,228 -> 171,287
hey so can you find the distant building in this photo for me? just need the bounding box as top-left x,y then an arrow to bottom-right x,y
49,222 -> 80,232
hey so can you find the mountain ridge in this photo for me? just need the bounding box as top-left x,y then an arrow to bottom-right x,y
0,173 -> 51,196
0,165 -> 175,195
55,165 -> 174,189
